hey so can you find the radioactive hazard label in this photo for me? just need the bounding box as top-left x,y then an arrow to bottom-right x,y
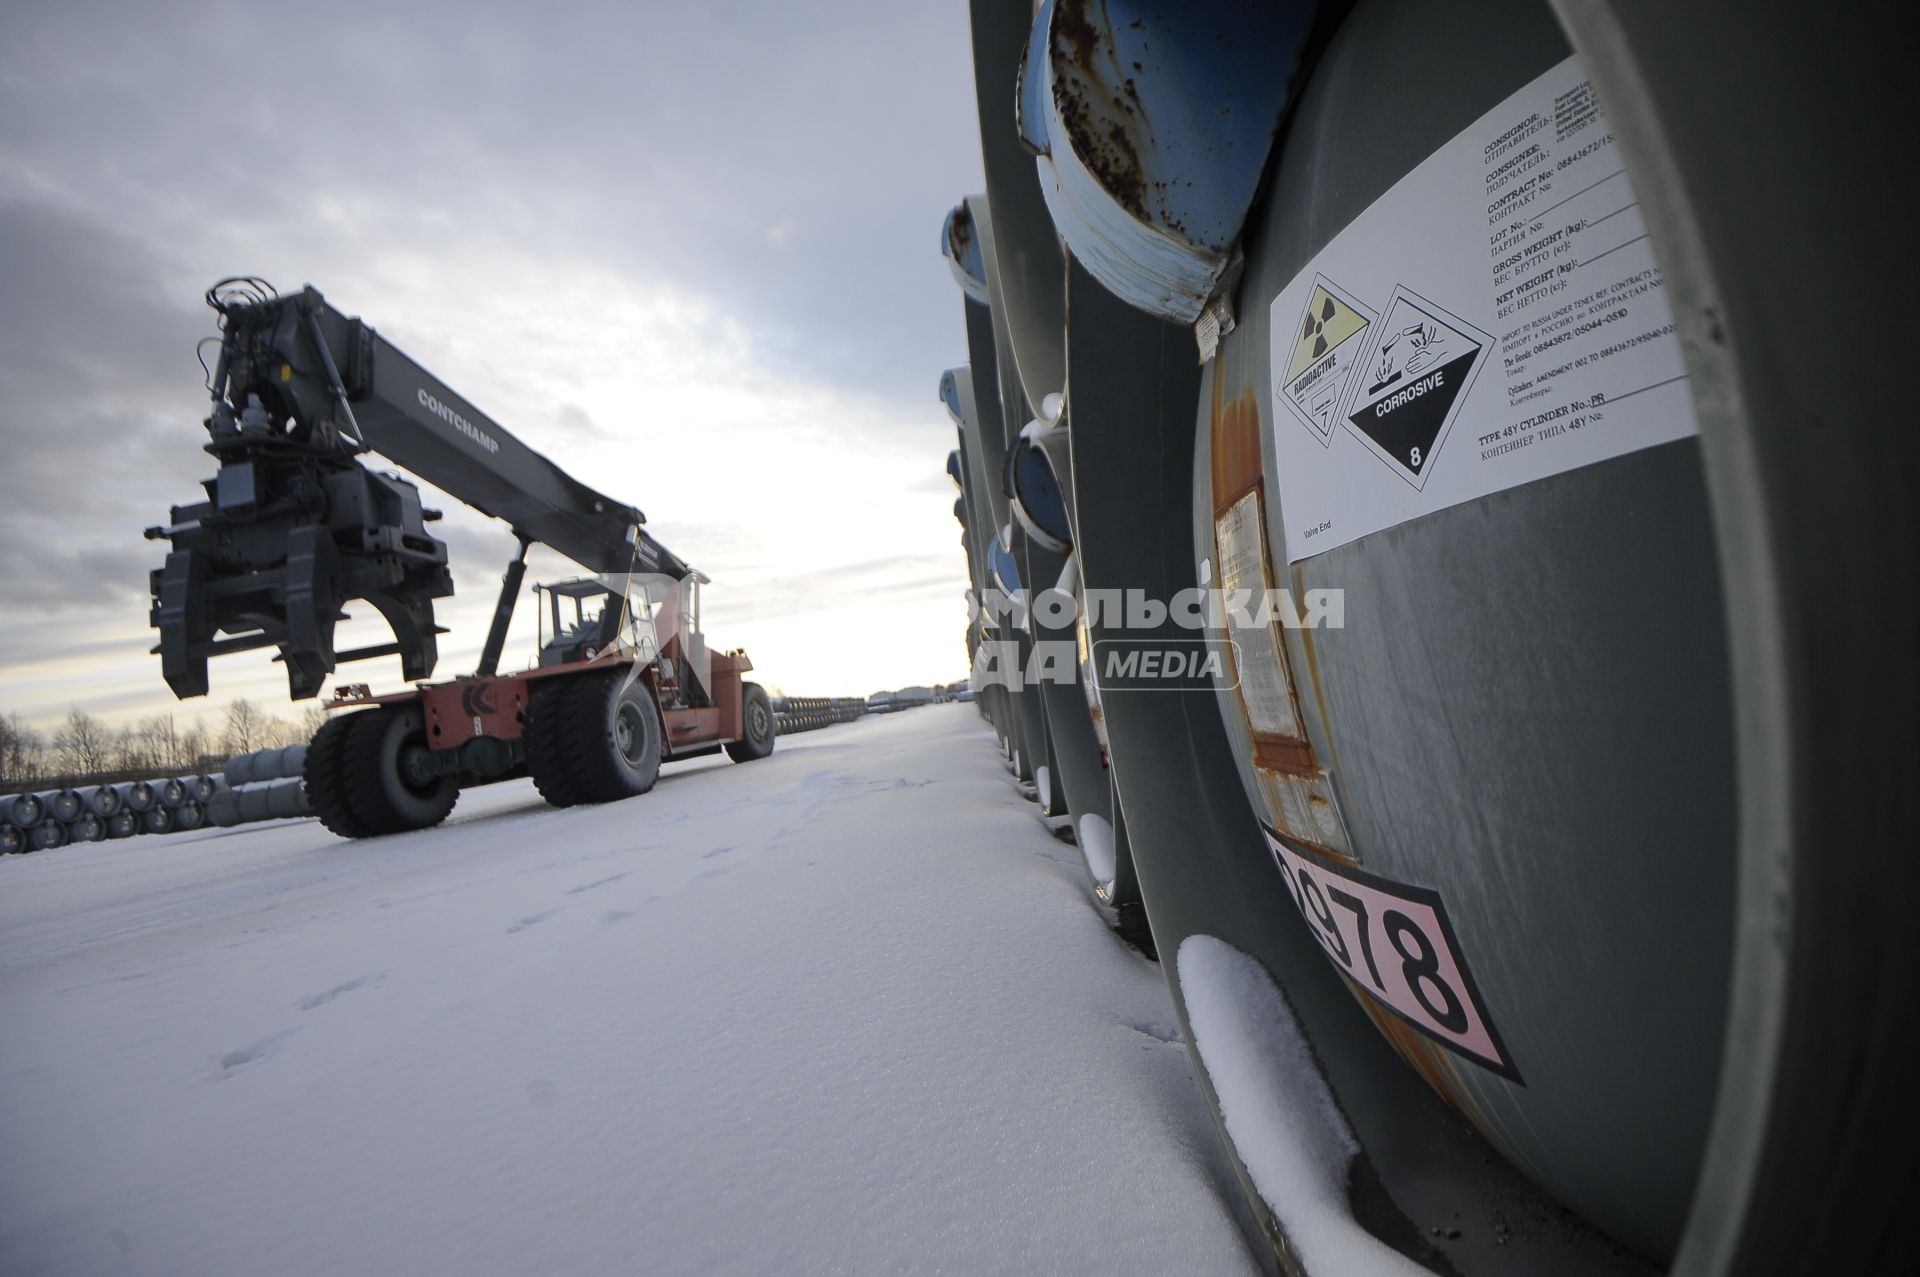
1278,276 -> 1375,445
1341,288 -> 1488,488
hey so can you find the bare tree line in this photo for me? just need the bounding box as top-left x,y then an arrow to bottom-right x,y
0,700 -> 329,788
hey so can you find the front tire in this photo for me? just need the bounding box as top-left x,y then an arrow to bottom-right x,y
724,682 -> 775,762
306,706 -> 457,838
528,671 -> 662,806
305,711 -> 376,839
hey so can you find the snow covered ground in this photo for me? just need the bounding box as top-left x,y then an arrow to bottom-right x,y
0,703 -> 1258,1275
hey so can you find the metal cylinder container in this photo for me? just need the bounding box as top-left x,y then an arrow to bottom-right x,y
79,784 -> 122,818
44,789 -> 83,823
939,1 -> 1916,1272
116,780 -> 157,813
223,744 -> 308,786
2,792 -> 46,829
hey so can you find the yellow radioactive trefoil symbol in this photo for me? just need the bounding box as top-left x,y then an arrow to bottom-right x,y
1286,285 -> 1370,385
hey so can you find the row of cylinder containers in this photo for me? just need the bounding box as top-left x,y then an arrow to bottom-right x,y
937,2 -> 1912,1274
770,698 -> 868,735
1,745 -> 324,854
2,775 -> 218,852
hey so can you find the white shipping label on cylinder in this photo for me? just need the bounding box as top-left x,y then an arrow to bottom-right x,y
1267,54 -> 1698,562
1215,489 -> 1301,740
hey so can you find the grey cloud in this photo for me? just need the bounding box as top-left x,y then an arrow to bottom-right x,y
704,552 -> 967,626
0,539 -> 156,612
0,197 -> 220,611
553,402 -> 608,443
0,0 -> 985,416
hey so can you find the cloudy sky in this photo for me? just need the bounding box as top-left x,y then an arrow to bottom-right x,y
0,0 -> 984,734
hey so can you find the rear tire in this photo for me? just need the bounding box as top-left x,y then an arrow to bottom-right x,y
724,682 -> 775,762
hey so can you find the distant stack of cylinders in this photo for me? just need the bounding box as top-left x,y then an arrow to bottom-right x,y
0,774 -> 242,853
772,697 -> 868,735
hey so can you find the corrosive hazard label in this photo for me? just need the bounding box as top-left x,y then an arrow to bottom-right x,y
1341,288 -> 1488,488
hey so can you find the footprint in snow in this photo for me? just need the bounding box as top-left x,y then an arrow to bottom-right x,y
298,973 -> 384,1010
214,1029 -> 297,1077
506,907 -> 563,934
567,873 -> 628,895
598,910 -> 635,927
700,844 -> 741,860
1124,1018 -> 1184,1045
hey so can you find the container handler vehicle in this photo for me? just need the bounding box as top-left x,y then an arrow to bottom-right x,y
148,279 -> 774,838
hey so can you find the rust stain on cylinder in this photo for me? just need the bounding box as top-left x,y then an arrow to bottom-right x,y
1051,0 -> 1156,223
1209,374 -> 1354,868
1355,995 -> 1498,1134
1210,373 -> 1263,514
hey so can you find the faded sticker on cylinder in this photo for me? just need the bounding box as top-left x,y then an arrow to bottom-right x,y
1214,489 -> 1301,740
1267,54 -> 1697,562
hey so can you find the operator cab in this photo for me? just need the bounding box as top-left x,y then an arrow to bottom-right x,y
535,578 -> 658,667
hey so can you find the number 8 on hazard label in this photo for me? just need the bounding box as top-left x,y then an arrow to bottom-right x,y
1263,824 -> 1522,1082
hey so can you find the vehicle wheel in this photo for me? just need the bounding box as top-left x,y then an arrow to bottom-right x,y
340,706 -> 458,835
582,672 -> 663,800
724,682 -> 776,762
305,711 -> 377,839
525,679 -> 586,807
529,671 -> 662,806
